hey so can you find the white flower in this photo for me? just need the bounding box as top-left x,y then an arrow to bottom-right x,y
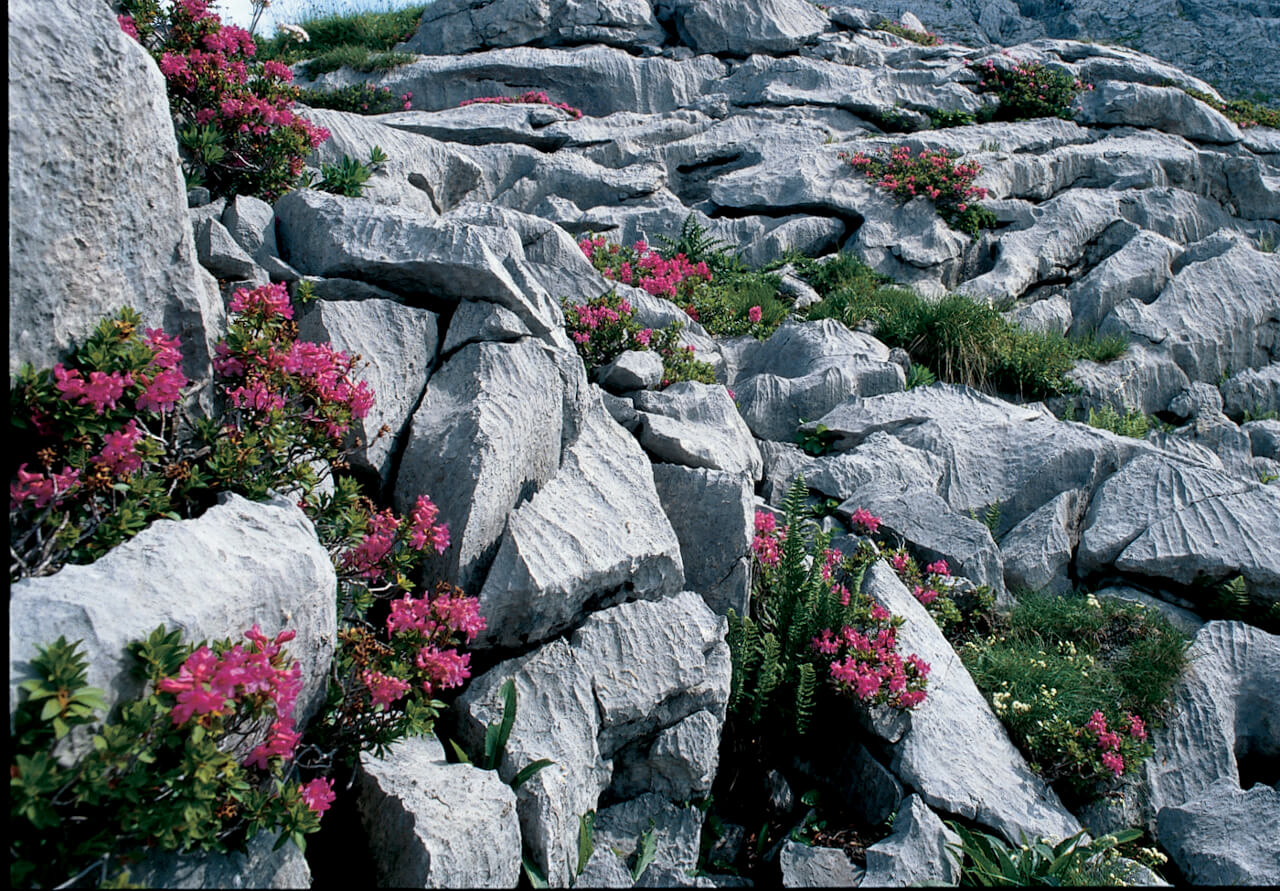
279,23 -> 310,43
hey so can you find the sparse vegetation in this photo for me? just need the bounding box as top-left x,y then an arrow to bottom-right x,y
256,4 -> 427,69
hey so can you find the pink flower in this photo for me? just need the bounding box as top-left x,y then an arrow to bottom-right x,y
1085,710 -> 1107,735
850,507 -> 881,535
118,15 -> 139,39
300,777 -> 335,814
925,560 -> 950,577
870,604 -> 891,622
415,645 -> 471,695
1101,751 -> 1125,776
362,669 -> 411,710
10,464 -> 80,510
229,282 -> 293,320
137,367 -> 188,412
889,552 -> 911,573
912,585 -> 939,605
747,305 -> 763,324
92,419 -> 144,476
634,328 -> 652,348
1127,714 -> 1147,741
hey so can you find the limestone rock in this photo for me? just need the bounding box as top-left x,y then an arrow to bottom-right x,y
402,0 -> 666,55
358,736 -> 522,888
298,298 -> 438,484
667,0 -> 830,56
632,382 -> 764,479
8,0 -> 221,386
598,350 -> 664,393
1157,780 -> 1280,886
862,794 -> 961,887
779,842 -> 865,887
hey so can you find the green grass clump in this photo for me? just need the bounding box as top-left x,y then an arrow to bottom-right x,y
1177,86 -> 1280,129
298,47 -> 414,79
258,4 -> 426,60
961,591 -> 1187,800
797,253 -> 1128,399
1084,405 -> 1152,439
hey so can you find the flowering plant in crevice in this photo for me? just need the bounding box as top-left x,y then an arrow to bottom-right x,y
877,19 -> 942,46
10,626 -> 327,888
299,83 -> 413,115
119,0 -> 329,200
561,291 -> 717,389
967,55 -> 1093,122
579,233 -> 785,339
728,479 -> 930,737
840,144 -> 998,237
459,90 -> 583,119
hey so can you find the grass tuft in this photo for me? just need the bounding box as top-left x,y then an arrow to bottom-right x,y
257,4 -> 427,71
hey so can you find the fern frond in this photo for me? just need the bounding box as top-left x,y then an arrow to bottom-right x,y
795,662 -> 817,735
751,632 -> 782,723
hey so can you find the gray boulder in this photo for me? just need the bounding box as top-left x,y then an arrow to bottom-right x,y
632,382 -> 764,479
457,592 -> 729,886
667,0 -> 830,56
195,218 -> 259,280
594,794 -> 704,881
1222,365 -> 1280,422
222,195 -> 279,262
274,189 -> 564,335
1077,453 -> 1280,600
610,709 -> 722,801
477,393 -> 685,649
575,848 -> 634,888
860,561 -> 1082,845
1142,622 -> 1280,823
598,350 -> 664,393
395,339 -> 565,594
999,489 -> 1083,596
650,464 -> 754,617
8,0 -> 222,387
759,435 -> 945,508
443,301 -> 533,354
298,298 -> 439,484
779,842 -> 865,888
402,0 -> 665,54
1157,780 -> 1280,886
358,735 -> 522,888
1245,419 -> 1280,461
1075,81 -> 1241,144
9,495 -> 337,742
862,794 -> 961,887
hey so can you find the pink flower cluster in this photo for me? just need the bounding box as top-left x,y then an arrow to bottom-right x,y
817,618 -> 930,709
300,777 -> 335,815
884,548 -> 957,610
459,90 -> 583,119
849,507 -> 881,534
53,365 -> 132,415
135,328 -> 188,413
92,419 -> 145,477
752,510 -> 784,568
843,145 -> 988,214
157,625 -> 304,770
361,669 -> 411,711
579,236 -> 712,301
1081,710 -> 1147,777
384,586 -> 485,697
341,496 -> 450,581
966,57 -> 1092,121
10,464 -> 81,511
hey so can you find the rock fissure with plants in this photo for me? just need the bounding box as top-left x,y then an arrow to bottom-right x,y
10,0 -> 1280,887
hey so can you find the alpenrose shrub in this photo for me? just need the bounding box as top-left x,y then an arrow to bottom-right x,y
299,83 -> 413,114
119,0 -> 330,200
459,90 -> 584,119
580,234 -> 784,338
728,480 -> 930,736
10,627 -> 328,888
840,145 -> 998,237
968,55 -> 1094,122
562,291 -> 717,389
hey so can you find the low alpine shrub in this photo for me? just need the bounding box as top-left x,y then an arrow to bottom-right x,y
298,83 -> 413,114
968,55 -> 1093,122
728,479 -> 930,736
960,591 -> 1187,801
840,145 -> 998,237
119,0 -> 330,200
460,91 -> 584,119
11,628 -> 327,888
561,291 -> 717,388
1177,86 -> 1280,129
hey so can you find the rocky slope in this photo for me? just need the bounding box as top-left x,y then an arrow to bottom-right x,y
8,0 -> 1280,887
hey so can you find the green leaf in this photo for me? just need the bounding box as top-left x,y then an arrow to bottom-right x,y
511,759 -> 554,790
632,828 -> 657,881
446,738 -> 472,764
576,811 -> 596,877
522,854 -> 549,888
495,679 -> 518,757
39,698 -> 62,721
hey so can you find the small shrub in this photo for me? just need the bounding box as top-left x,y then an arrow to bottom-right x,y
580,227 -> 788,339
561,291 -> 716,388
961,591 -> 1188,800
728,480 -> 930,736
949,823 -> 1144,886
119,0 -> 330,201
928,108 -> 977,129
10,630 -> 327,888
1084,405 -> 1152,439
313,146 -> 388,197
839,145 -> 997,237
904,363 -> 937,389
968,56 -> 1093,121
460,91 -> 584,119
299,83 -> 413,114
877,19 -> 942,46
873,546 -> 996,641
1177,86 -> 1280,129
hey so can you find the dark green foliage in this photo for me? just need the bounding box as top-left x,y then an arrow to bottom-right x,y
577,812 -> 596,878
949,823 -> 1143,885
1085,405 -> 1152,438
1177,86 -> 1280,129
794,421 -> 837,456
658,215 -> 731,270
1207,575 -> 1280,632
928,108 -> 977,128
299,83 -> 410,114
798,253 -> 1128,399
314,146 -> 387,197
905,363 -> 937,389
